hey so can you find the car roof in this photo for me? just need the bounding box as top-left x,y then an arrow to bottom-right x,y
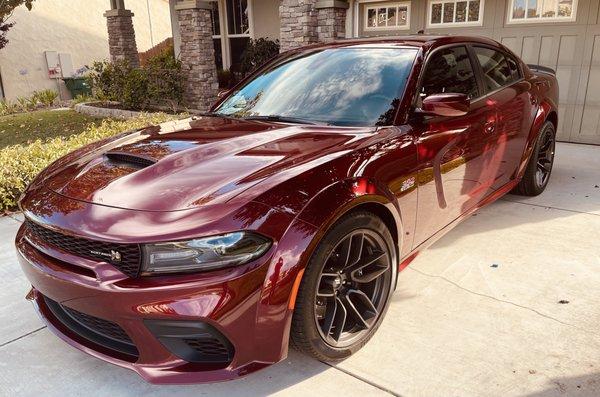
303,34 -> 502,51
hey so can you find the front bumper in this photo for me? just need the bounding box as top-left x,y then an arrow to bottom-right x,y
16,225 -> 284,384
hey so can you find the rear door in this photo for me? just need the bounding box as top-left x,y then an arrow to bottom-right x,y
472,46 -> 536,192
412,45 -> 497,246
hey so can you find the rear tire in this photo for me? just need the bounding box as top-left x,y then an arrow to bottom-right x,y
290,211 -> 396,362
513,121 -> 556,196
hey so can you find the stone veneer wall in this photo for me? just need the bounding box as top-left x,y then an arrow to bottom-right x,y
104,9 -> 140,68
175,1 -> 219,112
279,0 -> 349,52
317,6 -> 347,42
279,0 -> 319,52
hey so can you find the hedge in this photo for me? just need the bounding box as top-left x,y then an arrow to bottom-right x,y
0,113 -> 179,213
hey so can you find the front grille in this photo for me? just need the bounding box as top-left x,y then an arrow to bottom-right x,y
44,296 -> 139,359
184,337 -> 231,358
25,219 -> 141,278
62,305 -> 132,345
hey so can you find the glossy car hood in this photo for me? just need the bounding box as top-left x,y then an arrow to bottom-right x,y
42,116 -> 375,212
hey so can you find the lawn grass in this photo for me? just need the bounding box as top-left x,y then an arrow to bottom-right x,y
0,109 -> 105,149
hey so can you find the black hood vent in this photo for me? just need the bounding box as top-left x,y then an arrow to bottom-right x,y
105,151 -> 157,168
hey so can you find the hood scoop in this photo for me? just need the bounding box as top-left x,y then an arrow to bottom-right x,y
104,151 -> 157,169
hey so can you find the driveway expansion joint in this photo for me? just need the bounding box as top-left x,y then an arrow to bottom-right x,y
0,326 -> 46,348
407,267 -> 587,331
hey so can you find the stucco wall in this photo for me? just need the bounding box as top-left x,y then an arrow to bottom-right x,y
0,0 -> 172,101
253,0 -> 280,40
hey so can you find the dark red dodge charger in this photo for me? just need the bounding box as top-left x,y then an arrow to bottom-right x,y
16,35 -> 558,384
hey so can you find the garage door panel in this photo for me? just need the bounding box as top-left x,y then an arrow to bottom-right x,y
576,31 -> 600,143
521,36 -> 539,64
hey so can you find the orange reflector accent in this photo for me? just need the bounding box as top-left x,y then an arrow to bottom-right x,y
288,268 -> 305,310
25,288 -> 35,301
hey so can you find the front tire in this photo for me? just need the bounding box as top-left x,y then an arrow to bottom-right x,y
290,211 -> 396,362
513,121 -> 556,196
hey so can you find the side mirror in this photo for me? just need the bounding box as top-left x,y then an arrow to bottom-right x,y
419,93 -> 470,117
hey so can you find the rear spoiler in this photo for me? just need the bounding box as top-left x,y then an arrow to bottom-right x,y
527,64 -> 556,75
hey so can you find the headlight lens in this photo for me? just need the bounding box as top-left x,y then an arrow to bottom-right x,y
141,232 -> 272,275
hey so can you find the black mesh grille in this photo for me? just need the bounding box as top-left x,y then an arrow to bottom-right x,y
25,219 -> 141,278
184,338 -> 231,358
105,151 -> 157,168
44,296 -> 139,359
61,305 -> 133,345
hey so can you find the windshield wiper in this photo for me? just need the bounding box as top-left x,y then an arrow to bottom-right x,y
241,115 -> 320,125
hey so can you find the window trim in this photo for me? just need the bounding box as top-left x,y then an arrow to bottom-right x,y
507,0 -> 578,24
413,43 -> 485,109
364,1 -> 411,31
470,44 -> 525,95
426,0 -> 485,28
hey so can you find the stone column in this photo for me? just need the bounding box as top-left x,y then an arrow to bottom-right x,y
316,0 -> 348,43
279,0 -> 349,53
175,0 -> 219,111
279,0 -> 318,52
104,8 -> 140,67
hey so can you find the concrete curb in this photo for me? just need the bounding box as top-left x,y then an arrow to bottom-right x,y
74,102 -> 144,119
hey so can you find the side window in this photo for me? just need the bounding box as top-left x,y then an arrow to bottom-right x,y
474,47 -> 517,91
506,54 -> 521,80
420,46 -> 479,101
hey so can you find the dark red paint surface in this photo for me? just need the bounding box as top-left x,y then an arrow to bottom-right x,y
16,35 -> 558,384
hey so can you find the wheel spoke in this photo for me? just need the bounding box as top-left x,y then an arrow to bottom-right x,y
317,273 -> 339,297
321,298 -> 338,337
346,233 -> 364,267
537,161 -> 550,174
331,297 -> 347,342
341,290 -> 378,329
346,250 -> 387,283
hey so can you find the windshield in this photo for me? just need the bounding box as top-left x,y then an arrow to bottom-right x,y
213,47 -> 418,126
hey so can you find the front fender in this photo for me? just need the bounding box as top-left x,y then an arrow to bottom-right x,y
252,177 -> 409,364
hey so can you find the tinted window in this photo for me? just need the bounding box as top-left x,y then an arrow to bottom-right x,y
506,55 -> 521,80
474,47 -> 517,91
214,48 -> 418,126
420,46 -> 479,100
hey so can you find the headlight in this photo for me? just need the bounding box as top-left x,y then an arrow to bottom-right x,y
141,232 -> 272,275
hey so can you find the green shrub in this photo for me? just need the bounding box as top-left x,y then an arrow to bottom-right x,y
240,38 -> 280,77
71,94 -> 95,106
89,47 -> 183,112
0,112 -> 179,212
32,89 -> 59,107
0,99 -> 18,116
217,69 -> 237,89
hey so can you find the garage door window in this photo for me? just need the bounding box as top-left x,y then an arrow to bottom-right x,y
509,0 -> 577,23
365,2 -> 410,30
428,0 -> 484,27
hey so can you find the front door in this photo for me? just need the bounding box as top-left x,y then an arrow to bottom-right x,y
411,45 -> 497,246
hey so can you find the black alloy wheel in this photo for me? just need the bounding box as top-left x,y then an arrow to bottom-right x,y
513,120 -> 556,196
314,229 -> 392,347
535,126 -> 555,189
291,212 -> 396,362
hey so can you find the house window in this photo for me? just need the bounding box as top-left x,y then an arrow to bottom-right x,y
210,1 -> 223,70
365,2 -> 410,31
509,0 -> 577,23
428,0 -> 484,27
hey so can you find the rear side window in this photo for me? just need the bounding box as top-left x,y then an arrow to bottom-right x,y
420,46 -> 479,100
474,47 -> 518,91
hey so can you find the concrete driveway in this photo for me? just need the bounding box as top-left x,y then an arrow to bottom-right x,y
1,142 -> 599,397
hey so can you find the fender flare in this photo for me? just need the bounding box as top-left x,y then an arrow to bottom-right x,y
252,177 -> 403,363
516,99 -> 556,180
